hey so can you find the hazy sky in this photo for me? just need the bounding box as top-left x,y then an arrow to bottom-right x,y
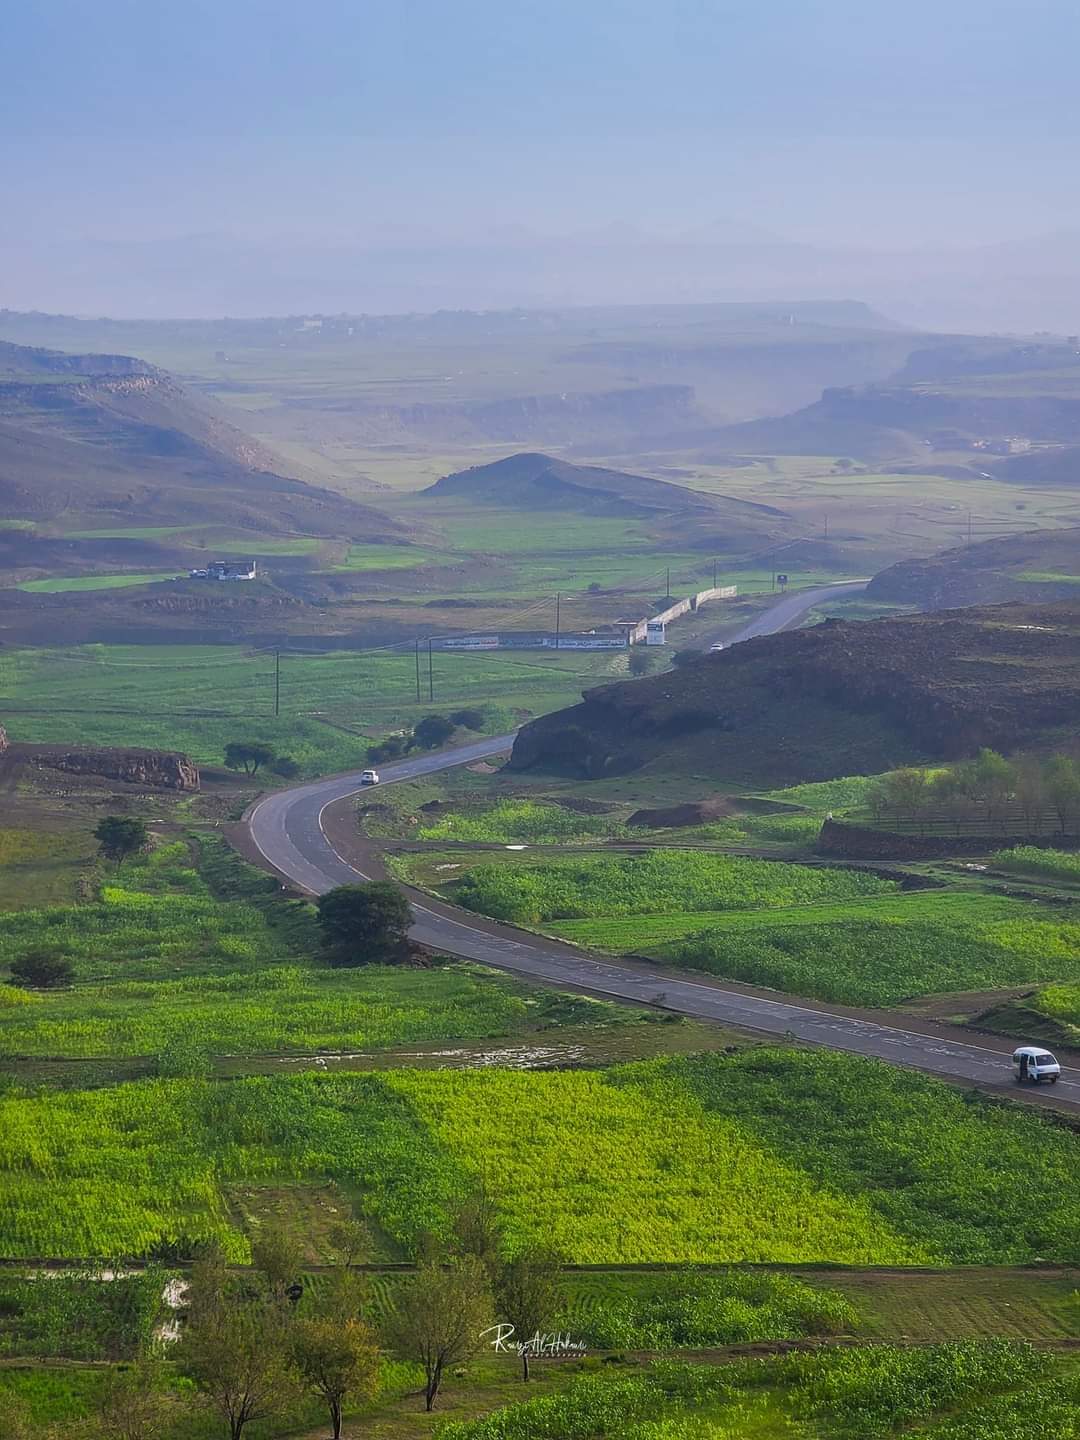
4,0 -> 1080,317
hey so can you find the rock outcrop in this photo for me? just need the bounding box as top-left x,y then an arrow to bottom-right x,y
30,747 -> 200,790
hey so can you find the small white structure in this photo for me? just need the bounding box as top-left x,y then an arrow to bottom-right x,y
646,620 -> 666,646
189,559 -> 257,581
1012,1046 -> 1061,1084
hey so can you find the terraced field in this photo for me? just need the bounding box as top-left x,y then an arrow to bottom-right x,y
1,1050 -> 1076,1265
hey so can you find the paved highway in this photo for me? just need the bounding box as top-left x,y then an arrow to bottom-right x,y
246,586 -> 1079,1105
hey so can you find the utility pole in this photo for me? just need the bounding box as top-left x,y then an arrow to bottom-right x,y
713,558 -> 718,589
415,638 -> 421,703
967,510 -> 973,545
665,567 -> 671,600
274,648 -> 280,717
555,592 -> 561,649
824,514 -> 829,541
427,637 -> 434,703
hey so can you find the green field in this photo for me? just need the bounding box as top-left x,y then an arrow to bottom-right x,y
546,889 -> 1080,1006
438,1345 -> 1079,1440
0,837 -> 635,1063
447,851 -> 894,925
330,542 -> 451,571
0,642 -> 620,771
16,571 -> 182,593
1,1049 -> 1076,1264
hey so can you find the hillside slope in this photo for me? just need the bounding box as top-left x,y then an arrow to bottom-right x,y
0,341 -> 404,539
423,451 -> 785,520
509,601 -> 1080,785
868,528 -> 1080,608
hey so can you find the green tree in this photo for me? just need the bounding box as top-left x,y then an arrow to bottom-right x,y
251,1224 -> 304,1303
316,883 -> 412,966
972,748 -> 1017,829
224,741 -> 276,776
880,768 -> 930,822
291,1316 -> 380,1440
452,1182 -> 503,1278
493,1247 -> 565,1381
1045,755 -> 1080,833
180,1290 -> 299,1440
269,755 -> 300,779
387,1255 -> 492,1412
328,1218 -> 369,1270
98,1360 -> 172,1440
9,949 -> 74,988
412,714 -> 456,750
1015,757 -> 1048,835
930,769 -> 972,835
94,815 -> 149,865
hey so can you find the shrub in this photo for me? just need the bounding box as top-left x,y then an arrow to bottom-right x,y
449,709 -> 485,731
9,950 -> 73,989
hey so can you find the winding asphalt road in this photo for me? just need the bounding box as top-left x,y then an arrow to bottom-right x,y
245,584 -> 1080,1107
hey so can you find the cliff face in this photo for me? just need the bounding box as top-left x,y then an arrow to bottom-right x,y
29,747 -> 200,790
509,601 -> 1080,786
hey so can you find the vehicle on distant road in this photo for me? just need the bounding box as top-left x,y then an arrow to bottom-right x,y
709,642 -> 726,652
1013,1045 -> 1061,1084
359,768 -> 380,786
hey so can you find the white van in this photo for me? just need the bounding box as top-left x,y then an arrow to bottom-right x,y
1012,1046 -> 1061,1085
359,769 -> 380,787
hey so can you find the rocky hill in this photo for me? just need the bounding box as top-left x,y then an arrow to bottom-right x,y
868,528 -> 1080,608
508,600 -> 1080,786
0,340 -> 405,540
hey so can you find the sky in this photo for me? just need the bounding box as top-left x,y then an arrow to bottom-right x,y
4,0 -> 1080,319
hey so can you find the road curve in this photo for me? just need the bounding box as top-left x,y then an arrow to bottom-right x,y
245,586 -> 1079,1106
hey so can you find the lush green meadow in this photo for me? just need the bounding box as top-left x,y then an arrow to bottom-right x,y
1,1050 -> 1076,1264
544,888 -> 1080,1006
418,797 -> 631,845
449,851 -> 894,925
437,1344 -> 1077,1440
0,838 -> 628,1063
0,641 -> 616,769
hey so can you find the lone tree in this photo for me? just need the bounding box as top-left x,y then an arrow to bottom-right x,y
316,882 -> 412,966
224,741 -> 276,776
95,815 -> 149,865
10,949 -> 74,989
388,1255 -> 492,1412
291,1315 -> 380,1440
493,1247 -> 565,1381
411,714 -> 456,751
